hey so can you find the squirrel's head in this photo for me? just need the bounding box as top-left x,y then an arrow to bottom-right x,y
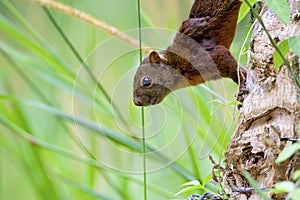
133,51 -> 189,106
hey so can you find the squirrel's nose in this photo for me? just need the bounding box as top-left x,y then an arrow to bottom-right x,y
133,96 -> 143,106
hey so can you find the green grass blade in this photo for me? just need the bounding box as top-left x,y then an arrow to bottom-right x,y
0,14 -> 75,78
1,0 -> 76,78
0,113 -> 176,198
0,94 -> 197,180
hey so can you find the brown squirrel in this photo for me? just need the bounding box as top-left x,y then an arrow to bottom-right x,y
133,0 -> 247,106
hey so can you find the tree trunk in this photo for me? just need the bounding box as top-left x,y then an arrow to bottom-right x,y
223,1 -> 300,199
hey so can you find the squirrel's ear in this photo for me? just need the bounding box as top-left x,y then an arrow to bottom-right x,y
149,51 -> 161,63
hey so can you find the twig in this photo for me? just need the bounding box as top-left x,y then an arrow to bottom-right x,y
280,137 -> 299,142
32,0 -> 150,54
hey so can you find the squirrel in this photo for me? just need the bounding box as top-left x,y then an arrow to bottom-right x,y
133,0 -> 247,106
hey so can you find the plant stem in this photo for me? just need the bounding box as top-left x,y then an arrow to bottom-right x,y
137,0 -> 147,199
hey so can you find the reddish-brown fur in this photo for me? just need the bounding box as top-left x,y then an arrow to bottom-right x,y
133,0 -> 247,106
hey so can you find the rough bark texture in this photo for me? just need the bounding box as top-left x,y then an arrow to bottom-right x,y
223,1 -> 300,199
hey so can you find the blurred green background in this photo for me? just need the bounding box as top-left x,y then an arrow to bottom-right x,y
0,0 -> 251,199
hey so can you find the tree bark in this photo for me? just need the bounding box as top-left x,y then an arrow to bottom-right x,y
223,1 -> 300,199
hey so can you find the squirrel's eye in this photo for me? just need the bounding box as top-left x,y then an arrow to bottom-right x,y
141,77 -> 153,87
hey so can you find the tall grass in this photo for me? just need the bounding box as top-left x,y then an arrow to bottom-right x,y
0,0 -> 252,199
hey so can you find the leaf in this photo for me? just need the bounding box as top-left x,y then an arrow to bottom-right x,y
276,143 -> 300,163
274,181 -> 295,193
203,174 -> 212,186
289,36 -> 300,57
175,185 -> 203,196
228,100 -> 242,107
292,170 -> 300,181
181,180 -> 201,187
264,0 -> 290,25
176,180 -> 203,196
290,188 -> 300,200
273,39 -> 290,71
238,0 -> 257,23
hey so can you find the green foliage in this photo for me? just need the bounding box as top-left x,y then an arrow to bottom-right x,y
274,40 -> 289,71
0,0 -> 247,199
292,170 -> 300,181
274,143 -> 300,199
264,0 -> 290,25
238,0 -> 256,23
274,181 -> 295,193
271,170 -> 300,200
175,176 -> 223,199
175,180 -> 203,196
7,0 -> 300,199
276,142 -> 300,163
289,36 -> 300,57
274,37 -> 300,71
